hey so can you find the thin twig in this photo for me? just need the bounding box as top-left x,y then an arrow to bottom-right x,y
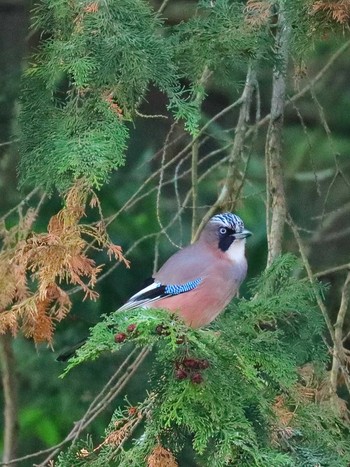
0,188 -> 40,222
193,65 -> 257,240
191,136 -> 199,241
1,348 -> 149,466
314,263 -> 350,278
158,0 -> 171,14
0,139 -> 19,148
156,123 -> 181,249
191,67 -> 211,240
244,39 -> 350,141
288,214 -> 335,341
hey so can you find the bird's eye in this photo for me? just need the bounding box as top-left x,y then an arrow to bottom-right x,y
219,227 -> 227,235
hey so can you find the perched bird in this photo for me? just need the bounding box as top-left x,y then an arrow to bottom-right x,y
117,212 -> 251,328
57,212 -> 251,361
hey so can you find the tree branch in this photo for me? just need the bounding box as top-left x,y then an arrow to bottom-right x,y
329,271 -> 350,403
288,215 -> 335,341
265,5 -> 290,266
193,64 -> 257,240
1,347 -> 149,466
0,334 -> 18,466
314,263 -> 350,278
191,67 -> 211,240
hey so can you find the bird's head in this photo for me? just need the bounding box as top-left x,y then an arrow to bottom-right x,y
201,212 -> 252,253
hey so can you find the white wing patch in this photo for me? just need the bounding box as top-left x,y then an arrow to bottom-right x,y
117,281 -> 163,312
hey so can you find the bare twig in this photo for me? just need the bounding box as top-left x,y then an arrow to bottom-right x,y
1,348 -> 149,466
157,0 -> 171,14
36,347 -> 150,466
0,335 -> 18,466
244,39 -> 350,141
0,188 -> 40,222
315,263 -> 350,278
288,215 -> 335,341
191,67 -> 211,240
329,272 -> 350,403
0,139 -> 19,148
191,137 -> 200,240
156,123 -> 181,249
193,65 -> 257,240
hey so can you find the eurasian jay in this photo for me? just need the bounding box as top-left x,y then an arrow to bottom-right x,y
57,212 -> 250,361
117,212 -> 251,327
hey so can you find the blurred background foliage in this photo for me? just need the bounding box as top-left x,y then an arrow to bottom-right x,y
0,0 -> 350,465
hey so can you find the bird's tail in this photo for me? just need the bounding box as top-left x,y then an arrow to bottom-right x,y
56,338 -> 86,362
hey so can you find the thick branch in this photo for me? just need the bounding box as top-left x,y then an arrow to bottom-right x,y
330,271 -> 350,401
265,6 -> 290,266
0,335 -> 18,466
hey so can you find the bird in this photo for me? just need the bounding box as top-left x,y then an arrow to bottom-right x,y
57,212 -> 251,360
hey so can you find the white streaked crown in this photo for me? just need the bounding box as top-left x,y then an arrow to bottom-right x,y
210,213 -> 245,233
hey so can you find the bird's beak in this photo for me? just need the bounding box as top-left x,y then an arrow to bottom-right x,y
233,229 -> 252,239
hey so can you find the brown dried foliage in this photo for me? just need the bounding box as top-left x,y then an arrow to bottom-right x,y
0,180 -> 128,344
147,445 -> 178,467
244,0 -> 272,27
312,0 -> 350,24
103,92 -> 124,118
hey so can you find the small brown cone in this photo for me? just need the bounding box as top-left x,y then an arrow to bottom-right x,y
147,445 -> 178,467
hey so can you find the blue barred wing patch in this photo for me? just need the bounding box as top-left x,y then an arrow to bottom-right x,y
117,277 -> 202,312
164,278 -> 202,295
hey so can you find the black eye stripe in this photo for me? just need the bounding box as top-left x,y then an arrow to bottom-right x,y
218,235 -> 234,252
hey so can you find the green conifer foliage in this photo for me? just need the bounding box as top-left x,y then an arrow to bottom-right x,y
18,0 -> 328,191
58,255 -> 349,466
19,0 -> 180,190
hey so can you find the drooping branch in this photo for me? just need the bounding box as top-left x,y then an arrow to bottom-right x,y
265,5 -> 290,266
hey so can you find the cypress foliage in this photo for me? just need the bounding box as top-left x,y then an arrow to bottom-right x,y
58,255 -> 349,466
18,0 -> 330,192
19,0 -> 182,190
19,0 -> 344,190
21,0 -> 274,191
